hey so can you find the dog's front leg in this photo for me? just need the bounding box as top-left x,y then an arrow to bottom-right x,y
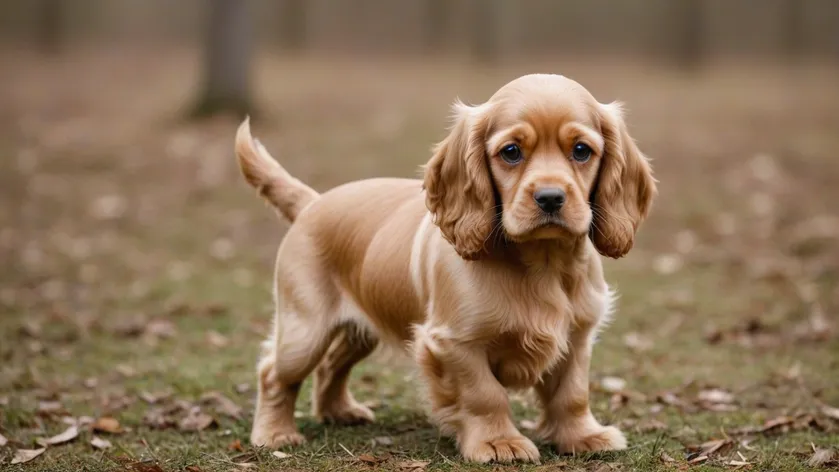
414,327 -> 540,464
533,328 -> 627,454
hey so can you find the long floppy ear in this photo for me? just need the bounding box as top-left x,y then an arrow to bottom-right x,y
591,102 -> 658,258
423,100 -> 495,261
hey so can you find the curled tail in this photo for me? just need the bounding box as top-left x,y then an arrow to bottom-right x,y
235,117 -> 319,222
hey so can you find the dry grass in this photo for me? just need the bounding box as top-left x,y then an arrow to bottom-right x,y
1,46 -> 838,471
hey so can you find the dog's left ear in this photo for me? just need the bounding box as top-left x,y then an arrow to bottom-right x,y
591,102 -> 658,259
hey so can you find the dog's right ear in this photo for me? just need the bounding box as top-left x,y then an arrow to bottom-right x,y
423,101 -> 495,261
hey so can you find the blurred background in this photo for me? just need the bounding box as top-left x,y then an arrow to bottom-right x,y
0,1 -> 838,468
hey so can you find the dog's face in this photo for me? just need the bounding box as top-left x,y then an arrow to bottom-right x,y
424,74 -> 657,260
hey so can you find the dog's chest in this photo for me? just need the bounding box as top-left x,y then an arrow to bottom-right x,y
486,275 -> 606,389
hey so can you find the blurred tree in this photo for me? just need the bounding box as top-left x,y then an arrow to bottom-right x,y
783,0 -> 804,62
37,0 -> 64,54
278,0 -> 306,51
192,0 -> 254,117
675,0 -> 703,70
424,0 -> 446,54
472,0 -> 501,63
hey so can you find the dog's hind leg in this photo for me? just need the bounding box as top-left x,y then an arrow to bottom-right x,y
312,323 -> 378,425
250,251 -> 340,448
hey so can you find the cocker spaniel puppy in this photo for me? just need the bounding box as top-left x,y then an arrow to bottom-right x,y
235,73 -> 656,464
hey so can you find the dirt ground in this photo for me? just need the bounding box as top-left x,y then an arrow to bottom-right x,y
1,47 -> 838,471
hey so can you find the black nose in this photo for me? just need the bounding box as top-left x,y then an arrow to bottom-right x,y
534,188 -> 566,213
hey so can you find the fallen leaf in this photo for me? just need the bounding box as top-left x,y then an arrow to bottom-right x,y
144,319 -> 177,339
228,439 -> 243,451
139,391 -> 169,404
178,406 -> 216,431
760,415 -> 795,434
623,332 -> 653,352
200,391 -> 242,419
115,364 -> 136,377
90,436 -> 112,449
39,425 -> 79,446
687,455 -> 708,465
83,377 -> 98,388
398,460 -> 429,471
726,459 -> 752,468
659,451 -> 676,463
808,448 -> 836,468
821,404 -> 839,421
38,400 -> 63,414
372,436 -> 393,446
697,388 -> 735,404
234,383 -> 250,394
698,438 -> 734,457
600,376 -> 626,393
519,419 -> 538,430
92,416 -> 123,434
206,330 -> 229,348
272,451 -> 290,459
11,448 -> 46,464
357,453 -> 382,465
0,432 -> 7,446
609,392 -> 628,412
185,467 -> 203,472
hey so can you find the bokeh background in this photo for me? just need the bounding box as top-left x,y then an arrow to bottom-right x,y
0,1 -> 838,471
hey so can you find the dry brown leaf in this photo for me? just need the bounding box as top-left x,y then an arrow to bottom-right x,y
90,436 -> 112,450
185,466 -> 204,472
659,451 -> 676,463
139,391 -> 170,404
178,406 -> 216,431
726,459 -> 752,468
115,364 -> 136,377
39,425 -> 79,446
699,438 -> 734,456
600,376 -> 627,393
357,453 -> 383,465
697,388 -> 735,404
144,319 -> 177,339
623,332 -> 653,352
372,436 -> 393,446
519,419 -> 538,430
234,383 -> 250,394
687,455 -> 708,465
200,391 -> 242,419
761,415 -> 795,434
821,404 -> 839,421
0,432 -> 8,447
398,460 -> 430,471
37,400 -> 63,414
228,439 -> 243,451
207,330 -> 229,348
11,448 -> 46,464
808,448 -> 836,468
92,416 -> 123,434
272,451 -> 291,459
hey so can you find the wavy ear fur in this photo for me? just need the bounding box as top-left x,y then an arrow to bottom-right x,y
423,101 -> 495,261
591,102 -> 657,258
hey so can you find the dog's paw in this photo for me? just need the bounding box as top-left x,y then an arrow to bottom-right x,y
317,400 -> 375,425
557,425 -> 627,454
250,429 -> 306,449
461,435 -> 541,464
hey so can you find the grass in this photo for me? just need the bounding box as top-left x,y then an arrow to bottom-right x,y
1,47 -> 838,471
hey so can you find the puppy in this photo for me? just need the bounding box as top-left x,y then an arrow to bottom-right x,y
235,73 -> 656,464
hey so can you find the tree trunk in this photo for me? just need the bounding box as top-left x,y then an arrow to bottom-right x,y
471,0 -> 501,64
38,0 -> 64,54
192,0 -> 254,118
278,0 -> 306,52
423,0 -> 446,54
675,0 -> 703,70
783,0 -> 804,63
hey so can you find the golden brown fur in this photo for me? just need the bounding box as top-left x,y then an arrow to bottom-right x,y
235,74 -> 657,463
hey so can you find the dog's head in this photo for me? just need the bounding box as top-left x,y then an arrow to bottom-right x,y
424,74 -> 657,260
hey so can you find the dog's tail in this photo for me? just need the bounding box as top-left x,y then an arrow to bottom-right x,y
234,117 -> 319,222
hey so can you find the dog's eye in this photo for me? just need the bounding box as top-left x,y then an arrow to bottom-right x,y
499,144 -> 523,164
571,143 -> 592,163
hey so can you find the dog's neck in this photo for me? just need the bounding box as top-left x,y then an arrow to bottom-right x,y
490,235 -> 589,274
